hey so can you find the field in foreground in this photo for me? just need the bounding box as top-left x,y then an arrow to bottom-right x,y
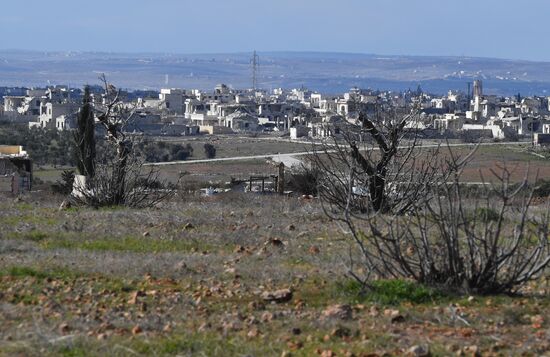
0,191 -> 549,356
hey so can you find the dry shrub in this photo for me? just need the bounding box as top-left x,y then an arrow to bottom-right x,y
336,160 -> 550,294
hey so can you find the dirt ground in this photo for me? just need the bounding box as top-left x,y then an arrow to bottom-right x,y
0,190 -> 549,356
157,135 -> 309,160
33,141 -> 550,186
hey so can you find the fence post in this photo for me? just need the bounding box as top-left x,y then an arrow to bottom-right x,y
277,163 -> 285,194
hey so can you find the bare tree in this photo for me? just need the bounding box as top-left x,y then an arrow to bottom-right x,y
317,117 -> 550,293
73,146 -> 174,208
312,107 -> 447,215
312,102 -> 550,293
71,75 -> 175,208
351,159 -> 550,294
94,74 -> 134,204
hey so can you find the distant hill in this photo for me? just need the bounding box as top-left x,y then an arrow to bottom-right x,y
1,50 -> 550,96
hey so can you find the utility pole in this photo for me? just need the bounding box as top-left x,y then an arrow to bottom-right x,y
251,50 -> 259,91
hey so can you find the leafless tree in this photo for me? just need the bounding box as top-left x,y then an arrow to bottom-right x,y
94,74 -> 134,204
72,145 -> 174,208
313,104 -> 550,293
312,106 -> 450,215
71,75 -> 176,208
350,160 -> 550,294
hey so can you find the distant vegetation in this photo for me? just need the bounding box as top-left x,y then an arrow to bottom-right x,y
0,124 -> 75,167
0,124 -> 194,165
135,140 -> 194,162
203,143 -> 216,159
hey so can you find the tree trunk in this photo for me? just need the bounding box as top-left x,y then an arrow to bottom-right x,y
369,171 -> 386,212
113,142 -> 129,204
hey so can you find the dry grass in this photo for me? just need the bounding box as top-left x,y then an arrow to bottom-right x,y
0,190 -> 549,356
156,135 -> 308,160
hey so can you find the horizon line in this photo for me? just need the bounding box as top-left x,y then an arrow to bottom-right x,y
0,48 -> 548,64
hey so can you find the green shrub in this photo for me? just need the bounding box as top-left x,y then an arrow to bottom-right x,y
341,279 -> 445,305
51,169 -> 75,195
204,143 -> 216,159
288,166 -> 322,196
534,179 -> 550,197
474,207 -> 500,222
135,140 -> 193,162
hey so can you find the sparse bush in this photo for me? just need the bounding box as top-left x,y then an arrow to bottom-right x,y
72,146 -> 174,208
51,170 -> 75,195
534,179 -> 550,198
288,166 -> 322,196
204,143 -> 216,159
473,207 -> 500,222
312,108 -> 449,214
460,130 -> 484,143
342,163 -> 550,295
70,75 -> 176,208
341,279 -> 444,305
135,141 -> 193,162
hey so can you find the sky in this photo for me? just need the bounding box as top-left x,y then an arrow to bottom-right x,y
1,0 -> 549,61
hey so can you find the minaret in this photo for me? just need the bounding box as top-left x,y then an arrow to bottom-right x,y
473,79 -> 483,120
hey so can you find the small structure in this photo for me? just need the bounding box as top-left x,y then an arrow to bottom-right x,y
199,125 -> 234,135
290,125 -> 309,139
224,110 -> 259,132
248,175 -> 279,193
0,146 -> 32,194
533,133 -> 550,146
246,163 -> 285,194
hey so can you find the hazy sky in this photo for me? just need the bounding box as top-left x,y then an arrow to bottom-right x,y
1,0 -> 549,61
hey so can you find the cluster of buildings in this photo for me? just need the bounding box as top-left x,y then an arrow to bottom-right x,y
2,86 -> 79,130
3,80 -> 550,144
426,80 -> 550,144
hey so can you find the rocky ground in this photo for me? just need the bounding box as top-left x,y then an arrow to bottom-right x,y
0,191 -> 549,356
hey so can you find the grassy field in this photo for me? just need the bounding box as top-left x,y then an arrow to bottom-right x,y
450,144 -> 549,182
158,159 -> 278,188
33,141 -> 550,187
157,135 -> 309,160
0,190 -> 549,356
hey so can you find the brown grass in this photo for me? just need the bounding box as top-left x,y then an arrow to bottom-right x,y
0,189 -> 549,356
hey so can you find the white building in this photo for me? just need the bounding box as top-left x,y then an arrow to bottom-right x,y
224,110 -> 259,131
36,102 -> 78,129
3,96 -> 25,113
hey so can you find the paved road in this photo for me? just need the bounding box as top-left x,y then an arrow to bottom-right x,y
146,152 -> 309,167
145,140 -> 529,167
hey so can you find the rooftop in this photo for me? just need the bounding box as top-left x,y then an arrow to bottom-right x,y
0,145 -> 28,158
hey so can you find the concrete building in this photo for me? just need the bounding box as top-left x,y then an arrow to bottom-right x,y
290,125 -> 310,139
35,102 -> 78,129
224,110 -> 259,132
160,89 -> 186,114
0,146 -> 32,194
3,96 -> 26,113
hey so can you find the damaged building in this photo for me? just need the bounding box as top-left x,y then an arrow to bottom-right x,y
0,146 -> 33,194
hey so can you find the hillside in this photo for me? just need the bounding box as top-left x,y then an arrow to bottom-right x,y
1,50 -> 550,95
